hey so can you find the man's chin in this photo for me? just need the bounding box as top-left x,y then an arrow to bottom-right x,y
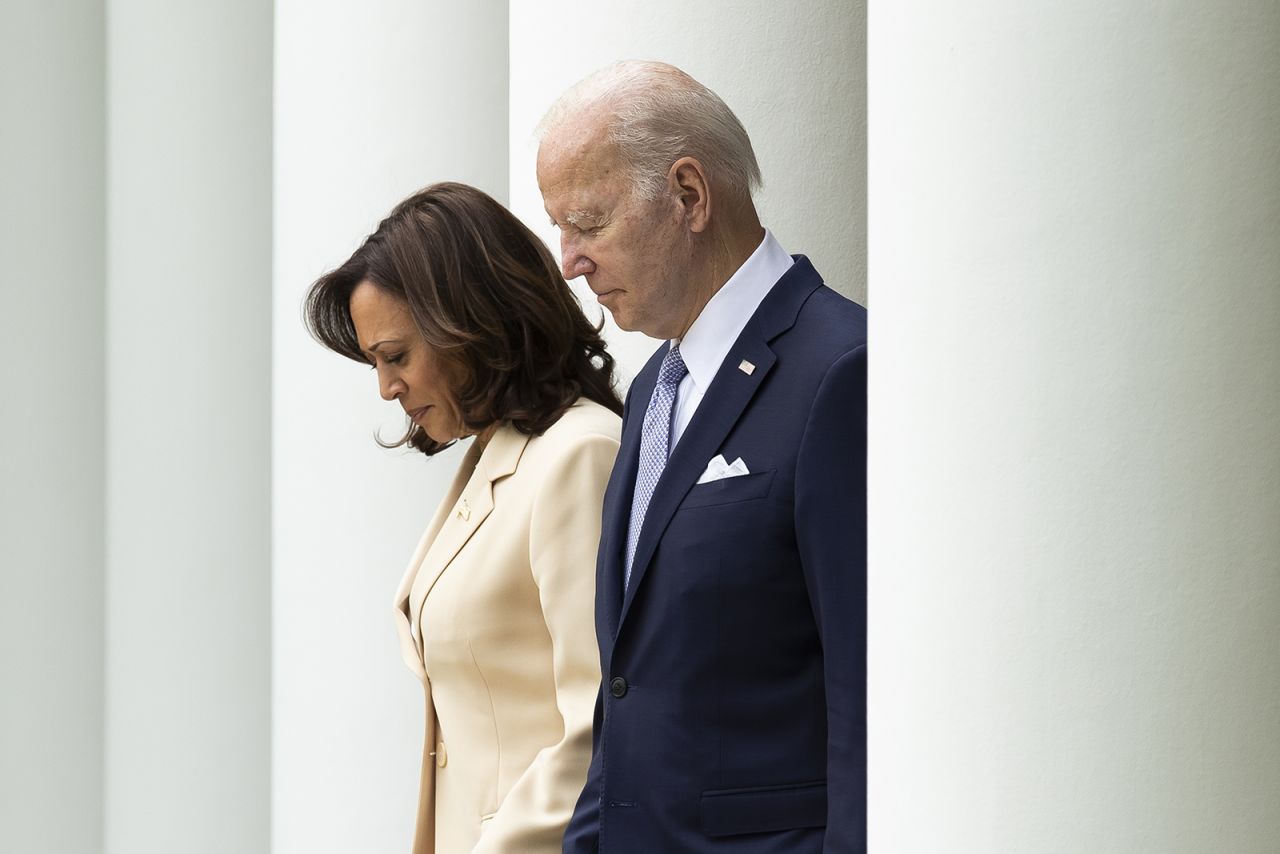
598,296 -> 632,329
605,309 -> 639,333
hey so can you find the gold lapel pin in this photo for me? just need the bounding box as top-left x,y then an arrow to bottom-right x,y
456,498 -> 471,521
738,359 -> 756,375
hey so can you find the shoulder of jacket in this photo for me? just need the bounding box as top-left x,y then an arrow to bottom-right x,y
788,285 -> 867,363
521,399 -> 621,468
542,398 -> 622,442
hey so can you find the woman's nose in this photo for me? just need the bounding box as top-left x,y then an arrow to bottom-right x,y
378,371 -> 403,401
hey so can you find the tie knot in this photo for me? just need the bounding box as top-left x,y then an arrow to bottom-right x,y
658,344 -> 689,387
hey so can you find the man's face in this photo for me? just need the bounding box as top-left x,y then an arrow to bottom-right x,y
538,124 -> 692,339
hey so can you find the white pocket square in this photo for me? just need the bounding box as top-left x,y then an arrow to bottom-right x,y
696,454 -> 751,484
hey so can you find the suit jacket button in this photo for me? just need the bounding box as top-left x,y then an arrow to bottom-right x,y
435,741 -> 447,767
609,676 -> 628,698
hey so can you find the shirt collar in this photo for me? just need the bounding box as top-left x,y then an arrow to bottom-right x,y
673,228 -> 794,393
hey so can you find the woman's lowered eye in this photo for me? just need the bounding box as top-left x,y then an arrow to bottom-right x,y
365,338 -> 407,364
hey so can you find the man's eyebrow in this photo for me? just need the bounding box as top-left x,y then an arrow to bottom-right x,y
547,208 -> 604,229
565,209 -> 604,227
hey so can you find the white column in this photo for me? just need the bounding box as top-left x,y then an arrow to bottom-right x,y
869,2 -> 1280,851
272,3 -> 507,852
508,0 -> 866,382
0,5 -> 105,854
104,1 -> 272,852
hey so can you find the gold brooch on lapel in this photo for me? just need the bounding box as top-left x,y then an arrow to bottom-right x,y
456,499 -> 471,521
738,359 -> 756,375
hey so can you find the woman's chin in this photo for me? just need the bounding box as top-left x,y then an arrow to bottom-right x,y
419,419 -> 464,446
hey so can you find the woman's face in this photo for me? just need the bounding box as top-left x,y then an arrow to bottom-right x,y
349,280 -> 467,444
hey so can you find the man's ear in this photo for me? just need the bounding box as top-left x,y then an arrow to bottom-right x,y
667,157 -> 711,233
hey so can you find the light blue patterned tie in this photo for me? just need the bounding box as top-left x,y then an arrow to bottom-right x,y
624,344 -> 689,588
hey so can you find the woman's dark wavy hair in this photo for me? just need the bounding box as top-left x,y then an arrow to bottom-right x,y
305,182 -> 623,455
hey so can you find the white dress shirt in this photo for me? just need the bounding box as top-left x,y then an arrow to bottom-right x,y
669,229 -> 794,448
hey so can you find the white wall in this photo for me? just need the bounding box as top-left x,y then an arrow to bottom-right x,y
868,2 -> 1280,851
0,4 -> 105,853
272,3 -> 508,852
104,1 -> 272,852
508,0 -> 866,383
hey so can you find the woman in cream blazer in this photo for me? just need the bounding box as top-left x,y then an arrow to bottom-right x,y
306,183 -> 621,853
394,400 -> 617,852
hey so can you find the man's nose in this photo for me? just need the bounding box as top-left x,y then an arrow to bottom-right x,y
560,236 -> 596,280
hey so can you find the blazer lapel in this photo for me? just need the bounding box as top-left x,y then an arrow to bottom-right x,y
616,257 -> 826,632
393,440 -> 480,679
401,426 -> 530,666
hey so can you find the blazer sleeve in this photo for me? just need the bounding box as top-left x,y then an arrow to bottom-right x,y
471,430 -> 618,854
561,686 -> 604,854
794,345 -> 867,854
564,384 -> 636,854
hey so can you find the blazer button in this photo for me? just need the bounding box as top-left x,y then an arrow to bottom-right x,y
435,741 -> 447,768
609,676 -> 628,698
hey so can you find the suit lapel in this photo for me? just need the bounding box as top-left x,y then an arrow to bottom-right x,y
598,354 -> 662,641
616,342 -> 775,628
406,426 -> 530,653
616,256 -> 826,633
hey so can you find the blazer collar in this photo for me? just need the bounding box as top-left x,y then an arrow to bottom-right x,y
392,424 -> 530,675
412,424 -> 529,607
613,256 -> 825,633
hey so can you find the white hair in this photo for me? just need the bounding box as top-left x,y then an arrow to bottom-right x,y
538,60 -> 763,204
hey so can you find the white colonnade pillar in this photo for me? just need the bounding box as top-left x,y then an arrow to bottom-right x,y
508,0 -> 866,381
272,3 -> 508,852
869,2 -> 1280,851
105,1 -> 272,852
1,4 -> 106,853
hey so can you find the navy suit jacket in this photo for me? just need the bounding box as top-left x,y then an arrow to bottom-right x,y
564,257 -> 867,853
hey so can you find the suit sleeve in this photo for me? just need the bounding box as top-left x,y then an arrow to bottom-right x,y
794,345 -> 867,854
471,430 -> 618,854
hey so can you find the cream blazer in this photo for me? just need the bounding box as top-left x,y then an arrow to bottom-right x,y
392,399 -> 620,854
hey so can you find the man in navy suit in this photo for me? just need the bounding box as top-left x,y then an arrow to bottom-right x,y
538,60 -> 867,853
